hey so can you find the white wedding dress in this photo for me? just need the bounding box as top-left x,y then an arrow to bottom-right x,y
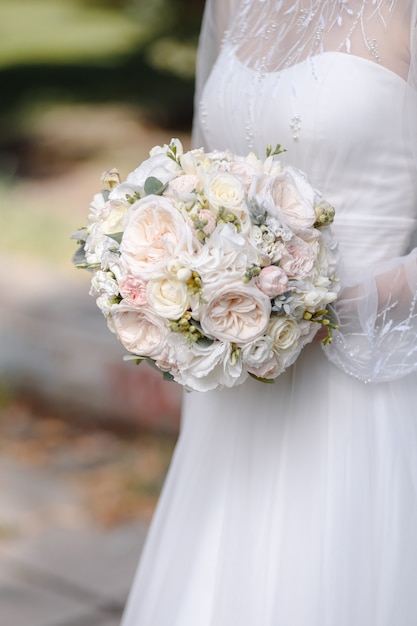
121,2 -> 417,624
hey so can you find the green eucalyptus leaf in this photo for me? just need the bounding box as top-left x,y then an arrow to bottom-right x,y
163,371 -> 175,382
144,176 -> 168,196
72,245 -> 87,267
106,232 -> 123,244
196,336 -> 215,347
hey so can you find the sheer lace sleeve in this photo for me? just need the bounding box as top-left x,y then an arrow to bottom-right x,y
323,4 -> 417,383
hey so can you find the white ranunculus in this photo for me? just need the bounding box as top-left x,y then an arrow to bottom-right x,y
200,282 -> 271,345
146,275 -> 189,320
119,195 -> 193,279
111,304 -> 169,360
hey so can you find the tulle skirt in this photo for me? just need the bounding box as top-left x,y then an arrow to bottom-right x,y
121,342 -> 417,626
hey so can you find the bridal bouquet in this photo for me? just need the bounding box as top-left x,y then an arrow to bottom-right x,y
73,139 -> 339,392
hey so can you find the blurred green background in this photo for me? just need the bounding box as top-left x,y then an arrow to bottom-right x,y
0,0 -> 204,266
0,0 -> 206,531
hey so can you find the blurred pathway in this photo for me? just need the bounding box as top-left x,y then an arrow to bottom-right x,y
0,397 -> 176,626
0,454 -> 147,626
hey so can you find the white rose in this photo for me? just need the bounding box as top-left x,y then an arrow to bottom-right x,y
146,275 -> 189,319
246,355 -> 283,379
119,195 -> 193,279
168,334 -> 247,392
204,171 -> 245,214
110,304 -> 169,360
273,168 -> 316,230
268,316 -> 301,354
226,158 -> 263,191
181,223 -> 253,293
241,336 -> 274,368
127,152 -> 182,188
200,282 -> 271,345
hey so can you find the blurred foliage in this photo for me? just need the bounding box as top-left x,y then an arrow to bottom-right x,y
0,0 -> 205,172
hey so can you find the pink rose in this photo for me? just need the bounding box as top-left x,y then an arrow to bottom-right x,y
200,282 -> 271,345
119,195 -> 192,279
257,266 -> 290,297
280,237 -> 315,280
111,305 -> 168,360
119,275 -> 147,307
166,174 -> 199,196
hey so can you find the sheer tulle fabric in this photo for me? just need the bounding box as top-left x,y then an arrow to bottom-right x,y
121,2 -> 417,625
194,0 -> 417,382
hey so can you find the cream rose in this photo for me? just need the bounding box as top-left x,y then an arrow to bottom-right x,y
111,304 -> 169,360
205,171 -> 245,214
200,283 -> 271,345
268,316 -> 301,353
119,195 -> 193,279
146,276 -> 189,320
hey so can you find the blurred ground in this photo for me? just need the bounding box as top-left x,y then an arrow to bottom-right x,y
0,396 -> 177,625
0,103 -> 190,625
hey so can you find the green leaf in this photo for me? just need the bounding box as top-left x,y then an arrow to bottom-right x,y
70,227 -> 87,242
72,245 -> 87,267
196,336 -> 215,347
248,372 -> 275,384
123,354 -> 145,365
101,189 -> 110,202
106,232 -> 123,244
266,143 -> 287,158
144,176 -> 168,196
163,371 -> 175,382
323,304 -> 340,329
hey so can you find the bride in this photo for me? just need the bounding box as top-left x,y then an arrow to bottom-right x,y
121,1 -> 417,624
